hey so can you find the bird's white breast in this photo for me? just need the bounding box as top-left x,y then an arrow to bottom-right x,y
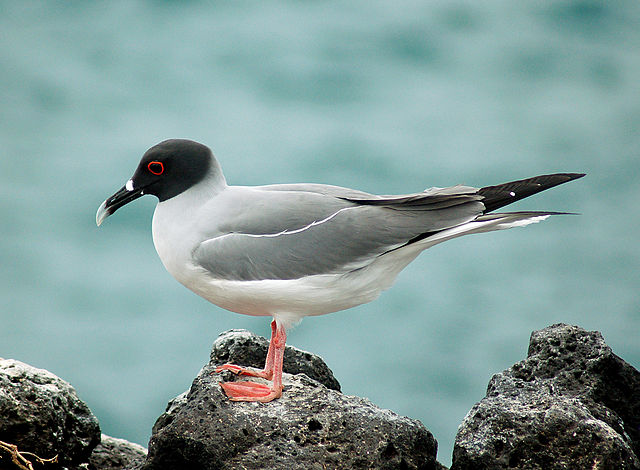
152,188 -> 213,290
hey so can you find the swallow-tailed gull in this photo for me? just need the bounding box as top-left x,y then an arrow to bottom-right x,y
96,139 -> 584,402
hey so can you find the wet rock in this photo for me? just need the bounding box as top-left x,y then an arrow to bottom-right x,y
0,358 -> 101,468
452,324 -> 640,469
141,330 -> 441,469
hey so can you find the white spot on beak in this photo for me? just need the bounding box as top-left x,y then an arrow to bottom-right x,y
509,191 -> 516,197
126,179 -> 134,191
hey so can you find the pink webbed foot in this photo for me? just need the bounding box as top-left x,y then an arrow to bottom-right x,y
219,381 -> 283,403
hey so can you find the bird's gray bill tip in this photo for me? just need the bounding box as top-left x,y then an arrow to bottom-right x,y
96,200 -> 109,227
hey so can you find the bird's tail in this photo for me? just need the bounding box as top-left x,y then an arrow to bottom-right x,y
415,210 -> 564,250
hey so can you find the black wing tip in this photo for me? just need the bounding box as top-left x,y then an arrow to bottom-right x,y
554,172 -> 586,181
524,172 -> 586,184
535,172 -> 586,188
478,172 -> 585,213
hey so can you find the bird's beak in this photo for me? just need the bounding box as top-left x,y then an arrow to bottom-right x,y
96,179 -> 145,226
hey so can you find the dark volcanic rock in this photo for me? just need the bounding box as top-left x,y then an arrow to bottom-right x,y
210,329 -> 341,391
142,330 -> 440,470
0,358 -> 101,468
89,434 -> 147,470
452,324 -> 640,470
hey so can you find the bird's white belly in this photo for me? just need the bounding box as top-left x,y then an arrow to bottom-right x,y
192,272 -> 373,316
162,242 -> 423,329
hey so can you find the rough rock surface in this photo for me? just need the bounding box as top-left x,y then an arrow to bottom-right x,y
452,324 -> 640,469
89,434 -> 147,470
0,358 -> 101,468
6,324 -> 636,469
142,330 -> 440,470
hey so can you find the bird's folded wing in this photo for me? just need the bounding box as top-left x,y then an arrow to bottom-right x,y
192,186 -> 484,281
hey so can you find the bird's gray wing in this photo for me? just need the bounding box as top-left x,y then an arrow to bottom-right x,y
193,185 -> 483,281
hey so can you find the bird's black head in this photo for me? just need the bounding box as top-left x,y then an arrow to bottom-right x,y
134,139 -> 214,201
97,139 -> 220,226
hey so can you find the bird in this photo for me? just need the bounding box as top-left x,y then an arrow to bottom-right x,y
96,139 -> 584,403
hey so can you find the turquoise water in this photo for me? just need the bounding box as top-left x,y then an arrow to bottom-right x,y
2,1 -> 639,465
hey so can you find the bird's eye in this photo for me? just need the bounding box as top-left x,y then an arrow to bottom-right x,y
148,161 -> 164,175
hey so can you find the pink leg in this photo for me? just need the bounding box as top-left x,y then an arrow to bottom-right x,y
216,320 -> 287,402
262,319 -> 277,377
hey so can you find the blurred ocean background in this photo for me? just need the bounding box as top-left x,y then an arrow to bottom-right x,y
1,1 -> 639,465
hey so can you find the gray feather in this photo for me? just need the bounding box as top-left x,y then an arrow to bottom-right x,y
193,184 -> 485,281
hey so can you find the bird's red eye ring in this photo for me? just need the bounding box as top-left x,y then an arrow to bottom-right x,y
148,161 -> 164,175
